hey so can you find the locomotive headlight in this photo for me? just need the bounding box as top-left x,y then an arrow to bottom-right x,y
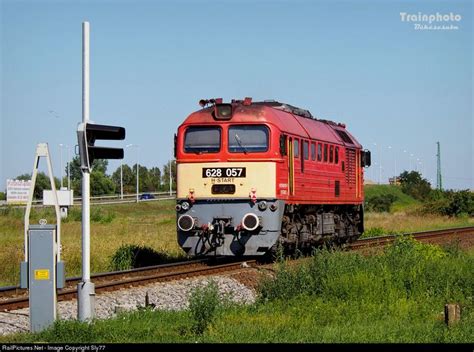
213,104 -> 233,120
181,201 -> 190,211
258,201 -> 267,211
178,214 -> 195,232
242,213 -> 260,232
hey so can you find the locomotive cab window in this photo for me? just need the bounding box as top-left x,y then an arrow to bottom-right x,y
317,143 -> 322,161
311,142 -> 316,161
184,126 -> 221,153
228,125 -> 269,153
335,147 -> 339,164
324,144 -> 328,162
330,145 -> 334,163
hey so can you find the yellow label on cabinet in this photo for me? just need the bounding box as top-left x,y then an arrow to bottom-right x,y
34,269 -> 50,280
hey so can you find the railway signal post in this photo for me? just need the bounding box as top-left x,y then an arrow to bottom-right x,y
77,21 -> 126,321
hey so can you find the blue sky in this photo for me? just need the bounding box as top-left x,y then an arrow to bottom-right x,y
1,0 -> 472,191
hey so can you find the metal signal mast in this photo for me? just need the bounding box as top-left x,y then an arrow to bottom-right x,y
436,141 -> 442,190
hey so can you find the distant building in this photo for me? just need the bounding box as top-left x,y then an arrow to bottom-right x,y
389,176 -> 401,186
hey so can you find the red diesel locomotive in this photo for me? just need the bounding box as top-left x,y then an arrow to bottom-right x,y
175,98 -> 371,257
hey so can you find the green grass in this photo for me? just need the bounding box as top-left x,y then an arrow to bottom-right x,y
364,184 -> 419,212
0,200 -> 185,286
2,238 -> 473,343
363,212 -> 473,238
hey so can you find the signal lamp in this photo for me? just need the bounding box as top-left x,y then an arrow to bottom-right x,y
181,201 -> 190,211
77,122 -> 126,172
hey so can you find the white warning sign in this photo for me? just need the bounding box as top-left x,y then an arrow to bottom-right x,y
6,179 -> 32,205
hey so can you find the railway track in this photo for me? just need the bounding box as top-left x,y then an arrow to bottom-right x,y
349,225 -> 474,250
0,258 -> 256,311
0,225 -> 472,312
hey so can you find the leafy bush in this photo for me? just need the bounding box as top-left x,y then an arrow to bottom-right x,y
188,281 -> 221,335
399,171 -> 432,201
422,190 -> 474,217
365,194 -> 397,212
443,190 -> 473,216
258,237 -> 473,304
0,191 -> 5,200
110,244 -> 170,271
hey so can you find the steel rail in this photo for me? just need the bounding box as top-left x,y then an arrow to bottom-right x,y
349,225 -> 474,250
0,258 -> 209,301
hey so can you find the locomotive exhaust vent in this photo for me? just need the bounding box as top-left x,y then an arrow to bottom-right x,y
242,213 -> 260,232
178,215 -> 195,232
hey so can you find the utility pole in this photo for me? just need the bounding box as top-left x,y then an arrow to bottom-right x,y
77,21 -> 95,322
136,148 -> 139,202
169,158 -> 172,196
59,145 -> 63,188
436,141 -> 442,190
67,146 -> 70,190
120,163 -> 123,200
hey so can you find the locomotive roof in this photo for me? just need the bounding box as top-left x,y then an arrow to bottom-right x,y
182,100 -> 361,148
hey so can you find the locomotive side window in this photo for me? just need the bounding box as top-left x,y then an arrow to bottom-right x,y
317,143 -> 322,161
324,144 -> 328,162
184,126 -> 221,153
311,142 -> 316,161
303,141 -> 309,160
294,139 -> 299,158
330,145 -> 334,163
335,147 -> 339,164
228,125 -> 269,153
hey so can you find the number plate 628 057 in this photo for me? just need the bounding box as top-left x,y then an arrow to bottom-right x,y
202,167 -> 246,178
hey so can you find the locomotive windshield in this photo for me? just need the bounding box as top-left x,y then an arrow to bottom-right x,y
228,125 -> 269,153
184,126 -> 221,153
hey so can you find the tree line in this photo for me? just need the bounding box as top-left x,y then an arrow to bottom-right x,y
6,157 -> 177,199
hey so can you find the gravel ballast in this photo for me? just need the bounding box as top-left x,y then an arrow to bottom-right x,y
0,274 -> 258,336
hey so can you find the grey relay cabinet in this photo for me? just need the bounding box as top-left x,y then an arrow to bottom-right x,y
20,143 -> 65,332
21,225 -> 65,332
